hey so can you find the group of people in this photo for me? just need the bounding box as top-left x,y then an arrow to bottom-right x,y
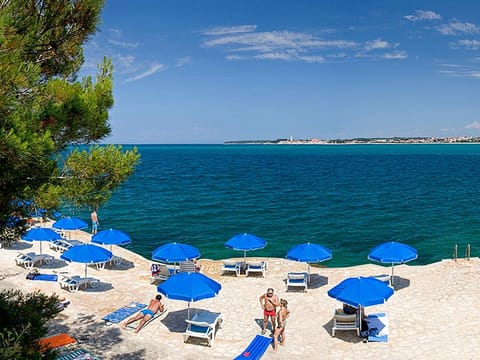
259,288 -> 290,352
120,288 -> 290,353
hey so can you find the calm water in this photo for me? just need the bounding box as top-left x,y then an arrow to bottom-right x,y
74,144 -> 480,267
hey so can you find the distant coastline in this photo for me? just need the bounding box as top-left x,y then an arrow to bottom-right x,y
224,136 -> 480,145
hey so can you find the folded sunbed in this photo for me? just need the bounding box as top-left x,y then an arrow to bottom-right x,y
234,334 -> 272,360
102,302 -> 147,325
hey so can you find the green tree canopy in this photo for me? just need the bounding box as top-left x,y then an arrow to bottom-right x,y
0,0 -> 139,234
0,0 -> 142,357
61,145 -> 140,211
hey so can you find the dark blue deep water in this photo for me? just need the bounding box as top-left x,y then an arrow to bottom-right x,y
74,144 -> 480,267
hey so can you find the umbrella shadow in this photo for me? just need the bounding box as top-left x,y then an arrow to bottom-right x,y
40,259 -> 69,270
161,308 -> 199,333
392,276 -> 410,291
322,319 -> 363,343
308,274 -> 329,289
107,259 -> 135,271
8,242 -> 33,251
81,282 -> 114,293
254,318 -> 275,333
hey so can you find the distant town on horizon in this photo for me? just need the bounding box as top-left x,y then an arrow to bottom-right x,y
225,136 -> 480,145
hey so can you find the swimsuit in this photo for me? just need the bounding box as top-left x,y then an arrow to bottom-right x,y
141,309 -> 155,317
264,308 -> 276,317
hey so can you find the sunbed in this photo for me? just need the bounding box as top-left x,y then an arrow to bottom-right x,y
123,305 -> 168,330
150,263 -> 175,283
102,302 -> 147,325
15,252 -> 54,269
179,260 -> 196,272
331,308 -> 359,336
234,334 -> 272,359
364,313 -> 389,342
246,261 -> 266,277
59,275 -> 100,292
221,260 -> 241,276
184,310 -> 223,346
286,272 -> 308,292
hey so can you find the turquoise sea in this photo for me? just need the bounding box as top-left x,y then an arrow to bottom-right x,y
76,144 -> 480,267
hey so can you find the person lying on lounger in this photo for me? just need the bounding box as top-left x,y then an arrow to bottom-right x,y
121,295 -> 164,333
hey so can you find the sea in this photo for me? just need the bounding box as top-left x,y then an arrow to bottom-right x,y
71,144 -> 480,268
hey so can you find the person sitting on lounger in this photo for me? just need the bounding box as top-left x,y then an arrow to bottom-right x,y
121,295 -> 164,333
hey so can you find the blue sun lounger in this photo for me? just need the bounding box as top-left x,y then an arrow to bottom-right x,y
234,334 -> 272,360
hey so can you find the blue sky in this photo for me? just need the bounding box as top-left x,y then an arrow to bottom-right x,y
81,1 -> 480,144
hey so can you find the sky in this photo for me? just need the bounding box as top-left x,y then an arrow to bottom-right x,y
81,0 -> 480,144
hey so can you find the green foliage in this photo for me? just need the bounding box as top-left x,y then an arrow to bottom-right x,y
0,2 -> 141,356
0,289 -> 60,360
0,1 -> 137,238
62,145 -> 140,210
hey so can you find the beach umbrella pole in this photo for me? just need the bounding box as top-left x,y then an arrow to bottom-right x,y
307,263 -> 311,284
391,263 -> 395,288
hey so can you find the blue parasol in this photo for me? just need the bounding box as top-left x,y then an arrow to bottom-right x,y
328,276 -> 394,308
152,242 -> 200,263
157,272 -> 221,319
92,229 -> 132,252
368,241 -> 418,284
22,227 -> 62,254
61,244 -> 112,277
286,242 -> 332,283
225,233 -> 267,264
52,217 -> 88,231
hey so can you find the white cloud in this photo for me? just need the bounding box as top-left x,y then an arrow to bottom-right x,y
108,39 -> 139,49
201,26 -> 360,64
451,39 -> 480,50
382,51 -> 408,60
124,63 -> 165,83
117,54 -> 135,69
254,52 -> 294,61
404,10 -> 441,22
176,56 -> 193,67
225,55 -> 245,60
201,25 -> 410,64
466,121 -> 480,129
202,25 -> 257,36
437,21 -> 480,36
437,63 -> 480,78
298,55 -> 326,63
364,38 -> 390,51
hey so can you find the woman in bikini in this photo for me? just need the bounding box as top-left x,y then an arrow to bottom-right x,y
273,298 -> 290,352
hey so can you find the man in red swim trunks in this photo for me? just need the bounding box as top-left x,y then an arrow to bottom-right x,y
259,288 -> 279,334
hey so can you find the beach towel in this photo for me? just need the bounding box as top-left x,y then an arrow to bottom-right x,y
38,333 -> 76,352
365,313 -> 389,342
26,273 -> 58,281
56,348 -> 101,360
234,334 -> 273,360
102,302 -> 146,325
